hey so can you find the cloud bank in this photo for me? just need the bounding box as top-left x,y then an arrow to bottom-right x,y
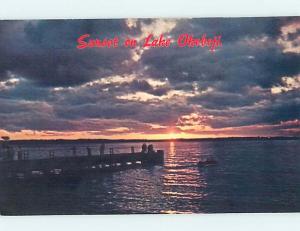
0,17 -> 299,139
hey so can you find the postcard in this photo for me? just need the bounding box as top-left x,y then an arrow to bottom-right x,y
0,17 -> 299,215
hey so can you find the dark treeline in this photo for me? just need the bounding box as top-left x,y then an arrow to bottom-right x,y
3,136 -> 300,146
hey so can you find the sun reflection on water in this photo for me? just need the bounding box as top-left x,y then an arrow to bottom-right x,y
160,141 -> 208,213
169,141 -> 175,156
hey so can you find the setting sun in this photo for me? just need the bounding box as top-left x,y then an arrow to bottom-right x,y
167,132 -> 178,140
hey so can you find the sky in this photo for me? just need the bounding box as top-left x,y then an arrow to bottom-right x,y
0,17 -> 299,140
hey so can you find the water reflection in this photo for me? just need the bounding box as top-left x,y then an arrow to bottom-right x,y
160,141 -> 208,213
169,141 -> 175,156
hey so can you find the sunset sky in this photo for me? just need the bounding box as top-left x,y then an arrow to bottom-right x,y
0,17 -> 299,140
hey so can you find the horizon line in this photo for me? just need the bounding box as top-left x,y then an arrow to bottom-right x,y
2,136 -> 300,142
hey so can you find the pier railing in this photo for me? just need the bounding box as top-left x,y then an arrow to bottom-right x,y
0,145 -> 164,179
0,144 -> 152,161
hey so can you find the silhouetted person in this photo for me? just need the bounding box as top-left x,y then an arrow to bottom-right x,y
1,137 -> 13,160
141,143 -> 147,153
100,143 -> 105,155
131,146 -> 135,153
147,144 -> 154,154
87,147 -> 92,156
4,146 -> 14,161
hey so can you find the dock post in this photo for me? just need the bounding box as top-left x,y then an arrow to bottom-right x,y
109,148 -> 114,155
17,149 -> 23,160
108,148 -> 114,167
23,151 -> 29,160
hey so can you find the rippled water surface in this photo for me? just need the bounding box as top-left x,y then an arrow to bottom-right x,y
1,140 -> 300,215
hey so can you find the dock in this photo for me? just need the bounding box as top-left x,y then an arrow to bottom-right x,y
0,149 -> 164,180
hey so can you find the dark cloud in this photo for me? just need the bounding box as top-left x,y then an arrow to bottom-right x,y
53,95 -> 193,126
142,29 -> 299,91
0,20 -> 132,87
189,90 -> 263,110
174,17 -> 294,42
199,89 -> 300,129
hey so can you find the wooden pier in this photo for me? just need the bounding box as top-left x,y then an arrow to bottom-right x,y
0,150 -> 164,180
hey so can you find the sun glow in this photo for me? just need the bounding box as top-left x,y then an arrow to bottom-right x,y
166,132 -> 185,140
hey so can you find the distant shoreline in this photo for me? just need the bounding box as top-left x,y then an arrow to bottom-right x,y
3,136 -> 300,145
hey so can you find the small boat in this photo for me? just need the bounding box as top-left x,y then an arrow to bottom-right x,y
197,159 -> 217,167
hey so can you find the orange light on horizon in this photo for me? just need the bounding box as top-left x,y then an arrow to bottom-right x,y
1,121 -> 289,141
0,129 -> 208,141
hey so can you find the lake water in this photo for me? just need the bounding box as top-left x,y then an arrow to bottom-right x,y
1,140 -> 300,215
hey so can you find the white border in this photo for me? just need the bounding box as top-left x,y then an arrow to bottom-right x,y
1,213 -> 300,231
0,0 -> 299,230
0,0 -> 299,19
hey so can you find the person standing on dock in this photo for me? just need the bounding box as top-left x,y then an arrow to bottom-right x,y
1,136 -> 14,161
100,143 -> 105,155
87,146 -> 92,156
147,144 -> 155,154
141,143 -> 147,153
